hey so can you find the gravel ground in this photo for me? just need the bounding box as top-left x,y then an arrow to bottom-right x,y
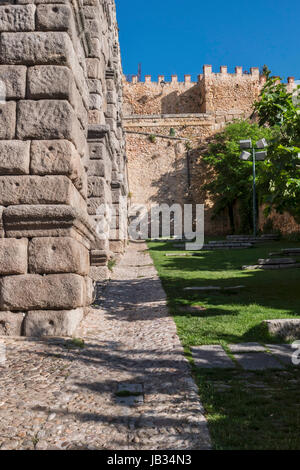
0,242 -> 211,450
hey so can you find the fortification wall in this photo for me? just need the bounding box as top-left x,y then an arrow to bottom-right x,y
201,65 -> 262,114
123,67 -> 253,235
124,114 -> 233,235
123,67 -> 298,236
0,0 -> 128,337
125,115 -> 211,207
123,66 -> 269,116
123,74 -> 205,115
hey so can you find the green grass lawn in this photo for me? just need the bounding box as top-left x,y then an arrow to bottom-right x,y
148,239 -> 300,449
148,240 -> 300,346
195,367 -> 300,450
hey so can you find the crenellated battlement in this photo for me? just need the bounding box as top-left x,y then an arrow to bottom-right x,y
123,64 -> 297,116
128,74 -> 197,85
125,65 -> 295,87
125,65 -> 261,84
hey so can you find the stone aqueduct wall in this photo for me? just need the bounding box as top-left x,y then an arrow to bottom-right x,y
0,0 -> 128,337
123,69 -> 299,236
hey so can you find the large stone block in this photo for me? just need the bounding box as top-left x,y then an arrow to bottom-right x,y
0,31 -> 72,66
0,206 -> 4,238
0,66 -> 26,99
0,311 -> 24,336
0,238 -> 28,275
0,140 -> 30,175
264,319 -> 300,341
89,266 -> 110,282
0,5 -> 35,32
0,273 -> 86,311
24,309 -> 83,337
88,177 -> 110,198
88,160 -> 112,180
17,100 -> 86,156
29,237 -> 89,275
110,240 -> 126,254
86,58 -> 101,79
0,31 -> 88,108
30,140 -> 85,192
105,103 -> 117,119
0,102 -> 16,140
3,204 -> 96,248
107,90 -> 117,105
36,4 -> 74,33
87,198 -> 108,216
88,109 -> 106,125
89,141 -> 107,160
27,66 -> 88,129
85,276 -> 95,305
87,79 -> 102,94
0,175 -> 86,210
90,249 -> 109,266
89,93 -> 102,110
27,65 -> 72,99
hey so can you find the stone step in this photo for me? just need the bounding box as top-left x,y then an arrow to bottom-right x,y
227,234 -> 279,240
243,263 -> 300,270
258,258 -> 297,265
184,285 -> 245,292
264,319 -> 300,341
281,248 -> 300,254
202,243 -> 252,250
227,236 -> 278,244
165,253 -> 189,257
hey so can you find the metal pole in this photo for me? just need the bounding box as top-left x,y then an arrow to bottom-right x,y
252,147 -> 257,237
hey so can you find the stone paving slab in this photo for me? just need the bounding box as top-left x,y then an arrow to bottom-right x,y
266,344 -> 296,366
184,286 -> 221,292
191,345 -> 235,369
0,242 -> 211,451
234,352 -> 284,370
258,258 -> 296,265
165,253 -> 189,257
228,343 -> 266,353
184,286 -> 245,292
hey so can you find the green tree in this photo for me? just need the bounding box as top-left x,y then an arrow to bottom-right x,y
203,120 -> 275,233
254,77 -> 300,222
261,64 -> 271,78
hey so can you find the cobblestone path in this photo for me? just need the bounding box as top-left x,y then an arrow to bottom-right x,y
0,242 -> 211,450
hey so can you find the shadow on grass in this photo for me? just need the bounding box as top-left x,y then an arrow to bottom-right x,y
148,240 -> 300,345
194,367 -> 300,450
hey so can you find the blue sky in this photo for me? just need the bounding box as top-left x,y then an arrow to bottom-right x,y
116,0 -> 299,82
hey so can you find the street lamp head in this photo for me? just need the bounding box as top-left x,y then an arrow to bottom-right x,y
256,138 -> 268,149
239,139 -> 252,149
255,151 -> 267,161
239,151 -> 251,161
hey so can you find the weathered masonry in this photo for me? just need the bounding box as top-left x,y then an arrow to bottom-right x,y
0,1 -> 128,337
123,69 -> 298,235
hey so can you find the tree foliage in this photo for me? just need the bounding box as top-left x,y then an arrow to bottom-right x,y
254,77 -> 300,222
203,120 -> 275,233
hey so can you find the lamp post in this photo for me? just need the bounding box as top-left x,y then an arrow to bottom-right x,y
239,138 -> 268,237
